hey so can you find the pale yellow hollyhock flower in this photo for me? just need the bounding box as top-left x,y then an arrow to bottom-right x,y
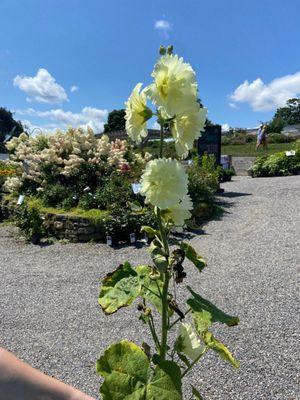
165,194 -> 193,226
125,83 -> 152,143
146,54 -> 198,118
172,103 -> 207,159
177,322 -> 203,361
140,158 -> 188,209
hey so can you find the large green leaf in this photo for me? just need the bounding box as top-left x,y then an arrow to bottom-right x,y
187,287 -> 239,333
96,340 -> 182,400
136,265 -> 164,314
149,240 -> 168,272
202,331 -> 239,368
141,226 -> 160,239
99,262 -> 141,314
180,242 -> 206,272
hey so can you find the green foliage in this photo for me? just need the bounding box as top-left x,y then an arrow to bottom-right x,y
250,144 -> 300,177
98,263 -> 165,315
219,167 -> 235,182
15,204 -> 45,241
96,340 -> 182,400
98,262 -> 142,314
0,107 -> 24,152
202,331 -> 239,368
187,286 -> 239,333
273,98 -> 300,126
187,155 -> 219,214
268,133 -> 297,144
103,109 -> 126,132
143,140 -> 177,158
265,116 -> 285,133
180,242 -> 206,272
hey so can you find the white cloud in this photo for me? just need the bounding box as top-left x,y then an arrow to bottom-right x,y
221,123 -> 230,132
16,106 -> 108,132
229,102 -> 238,109
154,19 -> 172,38
13,68 -> 68,104
230,71 -> 300,112
151,121 -> 160,130
70,85 -> 78,93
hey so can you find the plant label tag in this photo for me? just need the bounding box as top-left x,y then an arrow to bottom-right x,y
17,195 -> 24,205
106,236 -> 112,246
130,233 -> 136,243
132,183 -> 141,194
83,186 -> 91,192
285,150 -> 295,157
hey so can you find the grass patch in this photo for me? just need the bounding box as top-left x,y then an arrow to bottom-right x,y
222,142 -> 296,157
26,197 -> 109,224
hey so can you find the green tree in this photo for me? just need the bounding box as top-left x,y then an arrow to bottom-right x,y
265,116 -> 285,134
0,107 -> 24,152
103,109 -> 126,132
274,98 -> 300,126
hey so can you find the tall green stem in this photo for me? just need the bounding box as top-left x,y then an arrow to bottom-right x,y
156,208 -> 170,360
159,122 -> 164,158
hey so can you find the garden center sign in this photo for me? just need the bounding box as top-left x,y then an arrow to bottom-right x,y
197,125 -> 222,165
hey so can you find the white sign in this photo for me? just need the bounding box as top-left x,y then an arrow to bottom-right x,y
130,233 -> 136,243
132,182 -> 141,194
285,150 -> 296,157
106,236 -> 112,246
17,195 -> 24,205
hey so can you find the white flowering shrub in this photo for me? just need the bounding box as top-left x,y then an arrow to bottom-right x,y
4,127 -> 151,209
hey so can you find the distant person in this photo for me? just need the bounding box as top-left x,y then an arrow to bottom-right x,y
256,124 -> 268,150
0,347 -> 95,400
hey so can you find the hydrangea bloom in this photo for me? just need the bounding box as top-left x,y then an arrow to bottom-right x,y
4,128 -> 149,193
140,158 -> 188,209
164,194 -> 193,226
172,103 -> 207,159
146,54 -> 198,118
125,83 -> 152,143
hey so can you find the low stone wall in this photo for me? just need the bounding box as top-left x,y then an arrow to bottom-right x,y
0,199 -> 106,242
231,157 -> 256,176
43,213 -> 105,242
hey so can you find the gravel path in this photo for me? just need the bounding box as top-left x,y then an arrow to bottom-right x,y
0,175 -> 299,399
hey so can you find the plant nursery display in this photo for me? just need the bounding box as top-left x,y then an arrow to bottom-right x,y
96,46 -> 239,399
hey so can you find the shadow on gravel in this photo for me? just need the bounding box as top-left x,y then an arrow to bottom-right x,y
217,191 -> 252,198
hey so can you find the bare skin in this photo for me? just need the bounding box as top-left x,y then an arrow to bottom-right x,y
0,348 -> 95,400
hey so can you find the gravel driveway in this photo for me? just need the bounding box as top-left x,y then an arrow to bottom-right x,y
0,175 -> 299,399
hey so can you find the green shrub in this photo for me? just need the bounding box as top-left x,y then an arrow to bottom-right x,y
187,155 -> 220,213
268,133 -> 297,144
15,204 -> 45,242
219,167 -> 235,182
250,143 -> 300,177
245,134 -> 256,143
40,183 -> 72,207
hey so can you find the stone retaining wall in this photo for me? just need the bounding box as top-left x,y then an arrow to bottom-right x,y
44,213 -> 105,242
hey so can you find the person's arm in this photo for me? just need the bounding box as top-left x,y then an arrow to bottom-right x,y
0,347 -> 95,400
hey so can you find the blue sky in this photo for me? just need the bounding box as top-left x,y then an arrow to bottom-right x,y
0,0 -> 299,133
